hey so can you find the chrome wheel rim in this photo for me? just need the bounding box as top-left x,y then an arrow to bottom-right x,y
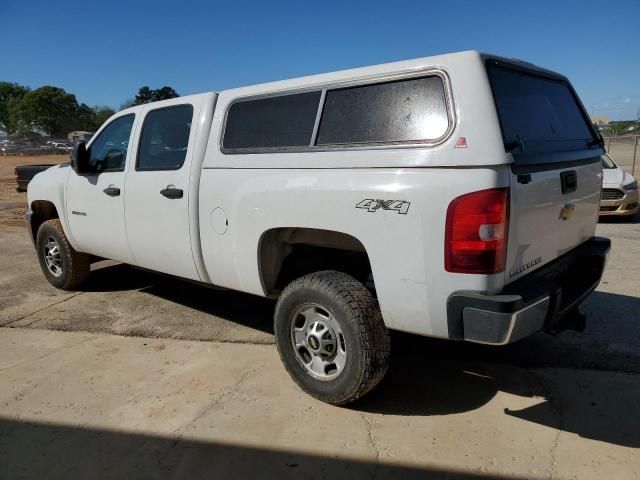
290,303 -> 347,381
43,236 -> 63,278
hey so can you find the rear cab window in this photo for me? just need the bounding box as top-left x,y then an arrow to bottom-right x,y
486,61 -> 601,165
136,105 -> 193,171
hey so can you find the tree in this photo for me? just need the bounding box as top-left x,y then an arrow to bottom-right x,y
119,99 -> 135,110
76,103 -> 97,131
9,86 -> 81,137
0,82 -> 30,132
133,85 -> 179,105
93,106 -> 115,128
133,86 -> 154,105
608,121 -> 635,136
153,86 -> 179,101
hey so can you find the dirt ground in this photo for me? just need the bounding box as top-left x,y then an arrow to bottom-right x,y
0,155 -> 65,227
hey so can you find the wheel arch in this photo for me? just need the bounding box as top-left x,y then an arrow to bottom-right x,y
29,200 -> 60,242
257,227 -> 374,297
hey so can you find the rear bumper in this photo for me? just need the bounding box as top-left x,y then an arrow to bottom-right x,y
446,237 -> 610,345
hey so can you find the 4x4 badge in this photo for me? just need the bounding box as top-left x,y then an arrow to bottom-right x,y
356,199 -> 410,215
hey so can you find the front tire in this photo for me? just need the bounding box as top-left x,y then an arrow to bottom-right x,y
274,271 -> 390,405
36,219 -> 90,290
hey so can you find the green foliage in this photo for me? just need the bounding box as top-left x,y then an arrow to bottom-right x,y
607,121 -> 636,136
119,99 -> 135,110
94,106 -> 115,128
0,82 -> 30,132
0,80 -> 179,137
76,103 -> 98,131
133,85 -> 179,105
9,86 -> 81,137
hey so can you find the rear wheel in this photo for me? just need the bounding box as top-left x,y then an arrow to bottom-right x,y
36,219 -> 90,290
274,270 -> 390,405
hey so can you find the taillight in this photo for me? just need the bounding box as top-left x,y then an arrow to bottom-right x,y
445,188 -> 509,274
14,168 -> 18,178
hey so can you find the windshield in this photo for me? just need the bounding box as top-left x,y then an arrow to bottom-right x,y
487,63 -> 597,157
601,154 -> 617,169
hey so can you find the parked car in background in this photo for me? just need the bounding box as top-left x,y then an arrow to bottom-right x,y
1,142 -> 19,155
600,153 -> 639,217
51,142 -> 73,154
14,164 -> 57,192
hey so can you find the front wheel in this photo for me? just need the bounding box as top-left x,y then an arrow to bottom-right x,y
36,219 -> 90,290
274,271 -> 390,405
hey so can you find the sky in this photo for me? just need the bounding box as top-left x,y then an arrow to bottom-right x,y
1,0 -> 639,120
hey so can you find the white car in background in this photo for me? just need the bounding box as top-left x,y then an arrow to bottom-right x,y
600,154 -> 639,217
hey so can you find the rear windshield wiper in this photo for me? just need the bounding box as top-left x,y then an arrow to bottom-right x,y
505,136 -> 524,153
587,136 -> 604,148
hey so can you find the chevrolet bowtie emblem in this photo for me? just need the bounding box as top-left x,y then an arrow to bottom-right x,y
559,203 -> 576,220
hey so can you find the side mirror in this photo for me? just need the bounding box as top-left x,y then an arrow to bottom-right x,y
71,142 -> 89,173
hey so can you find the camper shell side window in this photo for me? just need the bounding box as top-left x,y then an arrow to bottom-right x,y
221,70 -> 454,153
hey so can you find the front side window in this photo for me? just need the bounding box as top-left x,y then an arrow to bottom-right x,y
88,114 -> 134,172
316,76 -> 449,145
223,91 -> 321,150
137,105 -> 193,171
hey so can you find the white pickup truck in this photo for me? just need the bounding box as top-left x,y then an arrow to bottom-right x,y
26,51 -> 610,404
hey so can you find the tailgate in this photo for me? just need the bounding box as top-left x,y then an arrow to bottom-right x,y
506,159 -> 601,283
485,60 -> 604,283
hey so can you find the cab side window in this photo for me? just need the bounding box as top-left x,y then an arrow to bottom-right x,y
136,105 -> 193,171
88,114 -> 135,172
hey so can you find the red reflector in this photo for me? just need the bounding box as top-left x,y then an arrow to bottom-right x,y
455,137 -> 467,148
445,188 -> 509,274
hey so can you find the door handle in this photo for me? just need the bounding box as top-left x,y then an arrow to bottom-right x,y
160,185 -> 183,199
560,170 -> 577,194
103,186 -> 121,197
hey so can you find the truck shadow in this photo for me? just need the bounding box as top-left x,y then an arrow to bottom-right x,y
0,418 -> 518,480
598,213 -> 640,224
353,289 -> 640,448
354,329 -> 640,448
82,262 -> 275,335
79,263 -> 640,448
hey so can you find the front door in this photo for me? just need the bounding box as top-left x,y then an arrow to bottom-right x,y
66,113 -> 136,263
123,101 -> 201,280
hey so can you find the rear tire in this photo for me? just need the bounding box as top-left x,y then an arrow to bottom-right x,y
36,219 -> 90,290
274,270 -> 390,405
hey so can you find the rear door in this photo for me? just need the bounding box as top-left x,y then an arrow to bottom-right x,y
486,61 -> 604,283
124,100 -> 201,281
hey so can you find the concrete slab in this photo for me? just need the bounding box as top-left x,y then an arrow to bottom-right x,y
1,328 -> 639,479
